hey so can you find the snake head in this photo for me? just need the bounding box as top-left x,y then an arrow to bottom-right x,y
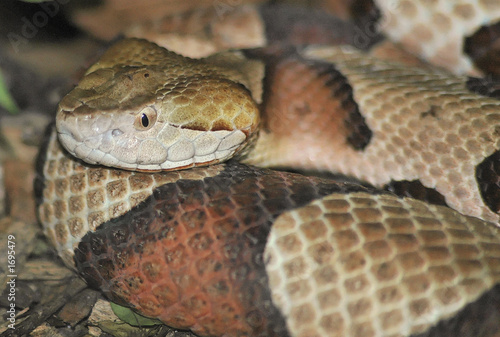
56,61 -> 260,172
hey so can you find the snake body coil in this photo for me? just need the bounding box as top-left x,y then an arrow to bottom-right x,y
36,3 -> 500,337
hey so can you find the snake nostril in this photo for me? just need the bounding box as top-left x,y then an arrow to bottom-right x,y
112,129 -> 124,137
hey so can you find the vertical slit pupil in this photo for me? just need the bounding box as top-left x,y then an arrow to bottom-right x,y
141,113 -> 149,127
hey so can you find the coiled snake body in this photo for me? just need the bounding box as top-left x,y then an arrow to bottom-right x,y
36,2 -> 500,337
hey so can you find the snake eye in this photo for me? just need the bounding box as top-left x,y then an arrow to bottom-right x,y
141,113 -> 149,127
134,106 -> 157,131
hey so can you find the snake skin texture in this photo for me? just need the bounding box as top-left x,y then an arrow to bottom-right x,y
364,0 -> 500,75
266,193 -> 500,337
244,45 -> 500,224
36,125 -> 500,337
36,129 -> 226,266
34,3 -> 500,337
125,4 -> 267,58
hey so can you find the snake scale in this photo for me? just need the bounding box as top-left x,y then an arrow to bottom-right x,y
35,1 -> 500,337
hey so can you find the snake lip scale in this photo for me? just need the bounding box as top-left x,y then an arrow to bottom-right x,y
35,2 -> 500,337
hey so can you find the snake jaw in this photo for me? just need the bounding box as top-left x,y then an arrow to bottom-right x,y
56,104 -> 252,172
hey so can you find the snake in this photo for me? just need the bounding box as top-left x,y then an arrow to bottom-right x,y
34,2 -> 500,337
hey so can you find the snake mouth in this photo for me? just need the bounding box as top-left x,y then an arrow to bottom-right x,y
56,115 -> 249,171
56,132 -> 103,165
56,114 -> 82,142
55,116 -> 85,161
55,113 -> 122,167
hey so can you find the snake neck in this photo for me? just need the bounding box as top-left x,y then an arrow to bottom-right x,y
240,47 -> 371,173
